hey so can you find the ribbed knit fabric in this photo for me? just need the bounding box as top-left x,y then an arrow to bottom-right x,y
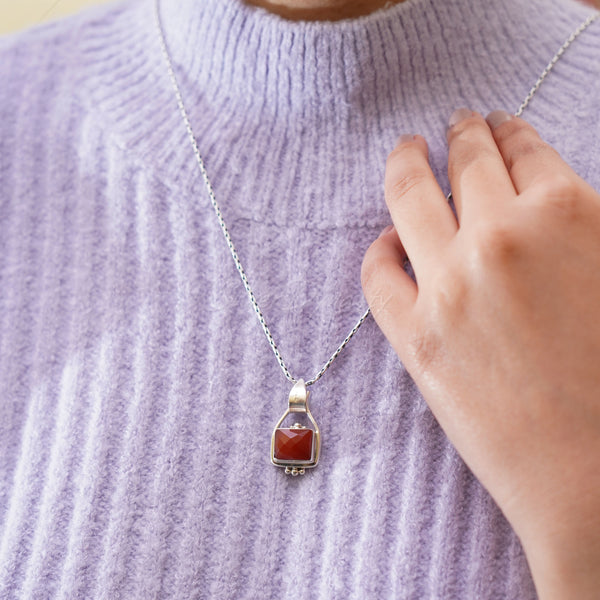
0,0 -> 599,597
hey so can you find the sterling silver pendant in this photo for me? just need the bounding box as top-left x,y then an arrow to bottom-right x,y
271,380 -> 321,476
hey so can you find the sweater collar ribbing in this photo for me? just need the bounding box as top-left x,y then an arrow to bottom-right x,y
157,0 -> 593,121
76,0 -> 599,222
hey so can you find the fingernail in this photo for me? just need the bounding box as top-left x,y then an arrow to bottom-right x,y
378,224 -> 395,238
447,107 -> 474,129
396,134 -> 415,146
486,110 -> 514,130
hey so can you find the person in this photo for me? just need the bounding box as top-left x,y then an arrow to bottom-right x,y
0,0 -> 598,598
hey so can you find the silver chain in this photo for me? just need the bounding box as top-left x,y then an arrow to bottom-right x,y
154,0 -> 598,386
515,13 -> 599,118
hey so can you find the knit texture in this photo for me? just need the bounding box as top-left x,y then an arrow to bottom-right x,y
0,0 -> 599,597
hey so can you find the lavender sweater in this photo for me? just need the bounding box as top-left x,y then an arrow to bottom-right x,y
1,0 -> 599,597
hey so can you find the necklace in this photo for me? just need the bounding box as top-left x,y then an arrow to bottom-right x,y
154,0 -> 599,475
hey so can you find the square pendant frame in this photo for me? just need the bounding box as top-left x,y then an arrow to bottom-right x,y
270,380 -> 321,473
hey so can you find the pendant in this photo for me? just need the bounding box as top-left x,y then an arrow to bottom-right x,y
271,379 -> 321,476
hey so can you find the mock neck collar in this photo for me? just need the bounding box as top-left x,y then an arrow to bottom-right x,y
78,0 -> 598,220
157,0 -> 594,122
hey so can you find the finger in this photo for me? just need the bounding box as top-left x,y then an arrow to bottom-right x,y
385,134 -> 457,277
446,108 -> 517,225
361,226 -> 418,351
486,110 -> 575,194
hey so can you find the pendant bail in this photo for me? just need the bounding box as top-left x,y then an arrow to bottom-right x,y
288,379 -> 309,413
271,379 -> 321,476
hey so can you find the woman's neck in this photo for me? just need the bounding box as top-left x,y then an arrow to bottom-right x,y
242,0 -> 405,21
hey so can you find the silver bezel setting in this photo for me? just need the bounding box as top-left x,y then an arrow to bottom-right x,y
270,381 -> 321,475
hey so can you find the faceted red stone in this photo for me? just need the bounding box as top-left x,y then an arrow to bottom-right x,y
274,428 -> 313,461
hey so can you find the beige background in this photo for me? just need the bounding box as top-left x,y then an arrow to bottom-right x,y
0,0 -> 116,35
1,0 -> 599,35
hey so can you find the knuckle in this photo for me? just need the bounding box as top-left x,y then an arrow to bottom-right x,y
386,169 -> 430,201
405,273 -> 464,371
385,145 -> 430,201
430,271 -> 468,314
501,128 -> 556,173
530,174 -> 582,220
368,290 -> 396,320
421,271 -> 469,338
448,145 -> 499,182
507,140 -> 550,173
471,222 -> 521,268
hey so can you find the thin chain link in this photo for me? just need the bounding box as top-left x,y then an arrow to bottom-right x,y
515,13 -> 599,118
154,0 -> 598,386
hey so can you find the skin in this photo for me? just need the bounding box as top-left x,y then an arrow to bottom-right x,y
361,110 -> 600,599
244,0 -> 600,596
243,0 -> 406,21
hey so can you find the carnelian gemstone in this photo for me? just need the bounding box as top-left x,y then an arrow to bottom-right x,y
274,428 -> 313,461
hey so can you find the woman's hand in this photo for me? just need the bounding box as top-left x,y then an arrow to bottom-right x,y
361,108 -> 600,600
